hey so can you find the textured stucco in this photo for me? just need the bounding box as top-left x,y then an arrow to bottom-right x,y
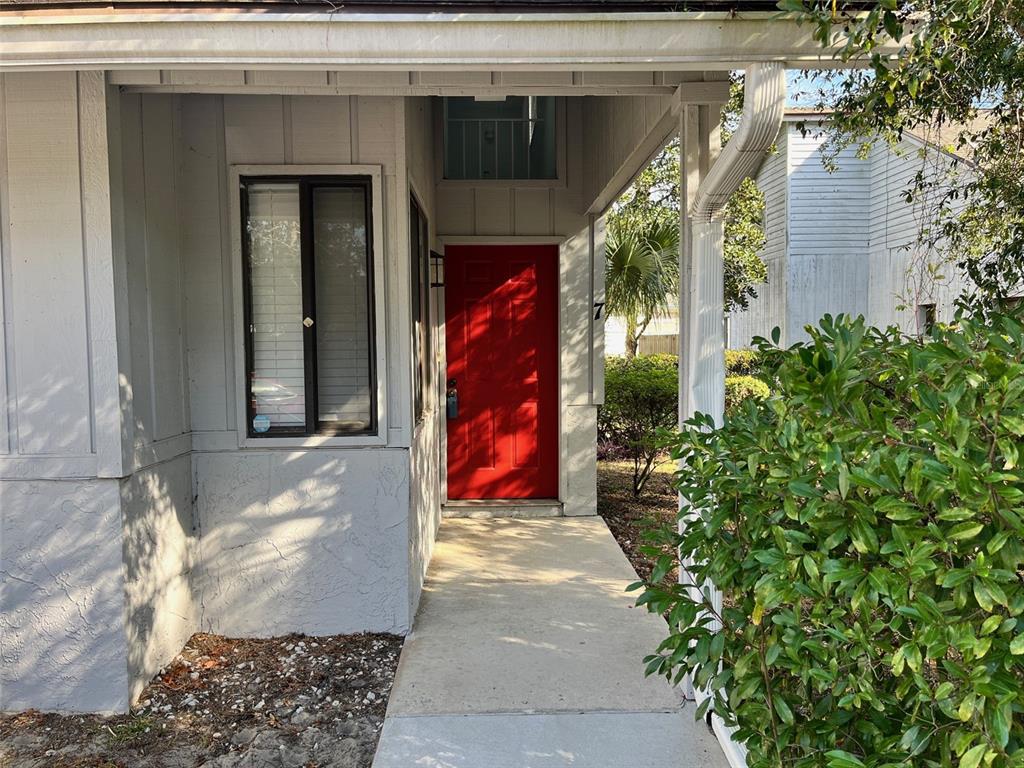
1,479 -> 129,712
121,453 -> 199,702
409,414 -> 443,619
193,449 -> 411,637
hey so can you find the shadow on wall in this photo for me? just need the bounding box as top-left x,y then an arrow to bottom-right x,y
192,448 -> 411,640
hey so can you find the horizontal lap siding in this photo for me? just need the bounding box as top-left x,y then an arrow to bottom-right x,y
786,126 -> 870,340
867,138 -> 969,330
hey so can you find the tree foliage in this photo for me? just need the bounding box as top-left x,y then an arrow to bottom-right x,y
783,0 -> 1024,306
634,312 -> 1024,768
607,75 -> 769,329
605,219 -> 680,359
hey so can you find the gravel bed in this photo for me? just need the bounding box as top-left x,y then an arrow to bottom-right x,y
0,631 -> 403,768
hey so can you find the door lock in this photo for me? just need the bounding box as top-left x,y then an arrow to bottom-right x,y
446,379 -> 459,419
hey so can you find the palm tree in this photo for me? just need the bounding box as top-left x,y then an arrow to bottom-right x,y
604,218 -> 680,359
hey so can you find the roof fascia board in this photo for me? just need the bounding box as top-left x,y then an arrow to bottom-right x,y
0,11 -> 879,72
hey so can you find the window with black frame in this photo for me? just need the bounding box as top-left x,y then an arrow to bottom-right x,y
410,195 -> 431,421
241,176 -> 376,437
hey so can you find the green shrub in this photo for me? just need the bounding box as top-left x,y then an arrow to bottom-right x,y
725,374 -> 769,413
633,313 -> 1024,768
725,347 -> 764,377
599,354 -> 678,496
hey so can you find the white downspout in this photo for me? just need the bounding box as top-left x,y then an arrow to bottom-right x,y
677,62 -> 786,768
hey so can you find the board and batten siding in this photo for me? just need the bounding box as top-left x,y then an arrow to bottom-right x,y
118,93 -> 192,470
0,71 -> 124,474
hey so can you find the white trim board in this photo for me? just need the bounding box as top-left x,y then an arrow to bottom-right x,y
0,12 -> 892,72
227,163 -> 389,449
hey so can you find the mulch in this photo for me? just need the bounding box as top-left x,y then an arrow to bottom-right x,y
596,460 -> 679,587
0,631 -> 403,768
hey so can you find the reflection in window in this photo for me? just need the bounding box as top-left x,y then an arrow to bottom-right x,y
246,183 -> 305,429
443,96 -> 557,180
242,177 -> 375,437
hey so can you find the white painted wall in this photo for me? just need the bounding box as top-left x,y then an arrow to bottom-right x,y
1,478 -> 128,712
1,78 -> 681,711
727,120 -> 967,350
785,123 -> 871,340
727,139 -> 788,348
120,453 -> 198,703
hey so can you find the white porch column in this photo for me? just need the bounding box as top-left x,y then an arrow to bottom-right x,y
676,64 -> 786,715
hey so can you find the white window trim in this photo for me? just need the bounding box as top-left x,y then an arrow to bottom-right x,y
228,164 -> 388,449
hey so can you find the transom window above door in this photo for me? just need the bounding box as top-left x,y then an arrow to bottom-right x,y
241,176 -> 377,438
442,96 -> 558,181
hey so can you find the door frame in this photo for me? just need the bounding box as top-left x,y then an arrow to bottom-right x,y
437,235 -> 565,504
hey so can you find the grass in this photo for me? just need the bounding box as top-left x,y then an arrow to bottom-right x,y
102,716 -> 153,745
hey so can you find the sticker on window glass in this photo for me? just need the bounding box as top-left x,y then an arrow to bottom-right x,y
252,414 -> 271,433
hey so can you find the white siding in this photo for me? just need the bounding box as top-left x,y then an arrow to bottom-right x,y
727,138 -> 788,349
727,121 -> 968,350
785,124 -> 871,341
867,138 -> 968,332
581,93 -> 675,212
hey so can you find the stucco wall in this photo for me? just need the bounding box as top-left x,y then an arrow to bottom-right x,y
121,453 -> 199,703
1,479 -> 129,712
194,449 -> 411,635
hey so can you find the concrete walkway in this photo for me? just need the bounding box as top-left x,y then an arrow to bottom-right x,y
372,517 -> 729,768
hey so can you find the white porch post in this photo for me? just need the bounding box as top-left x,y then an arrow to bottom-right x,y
676,63 -> 786,722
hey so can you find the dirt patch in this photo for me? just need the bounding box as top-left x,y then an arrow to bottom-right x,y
597,460 -> 678,587
0,631 -> 402,768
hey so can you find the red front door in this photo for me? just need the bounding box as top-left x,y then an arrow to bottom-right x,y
445,244 -> 558,499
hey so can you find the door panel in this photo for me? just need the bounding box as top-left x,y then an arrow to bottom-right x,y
445,244 -> 558,499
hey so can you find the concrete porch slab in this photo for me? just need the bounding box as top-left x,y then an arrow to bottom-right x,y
385,517 -> 681,716
373,517 -> 729,767
372,710 -> 726,768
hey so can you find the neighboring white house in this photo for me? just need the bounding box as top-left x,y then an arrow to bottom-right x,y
606,110 -> 972,356
0,0 -> 851,724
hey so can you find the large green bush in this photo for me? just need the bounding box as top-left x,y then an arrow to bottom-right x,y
725,374 -> 770,413
634,314 -> 1024,768
725,347 -> 765,377
599,354 -> 678,496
